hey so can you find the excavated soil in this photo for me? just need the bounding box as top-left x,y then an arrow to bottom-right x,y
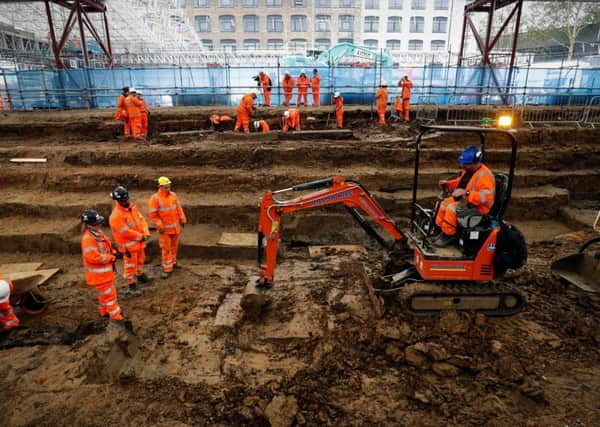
0,106 -> 599,427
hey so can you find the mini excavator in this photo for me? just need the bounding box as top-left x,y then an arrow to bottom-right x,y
251,125 -> 528,316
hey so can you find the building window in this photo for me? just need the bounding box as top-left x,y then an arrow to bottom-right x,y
218,0 -> 234,6
410,16 -> 424,33
339,0 -> 354,6
387,16 -> 402,33
315,38 -> 331,50
389,0 -> 402,9
363,39 -> 378,48
290,38 -> 307,51
193,0 -> 209,7
291,15 -> 307,32
243,15 -> 259,32
339,38 -> 353,43
408,39 -> 423,51
315,15 -> 331,32
195,16 -> 211,32
386,39 -> 401,50
317,0 -> 331,6
242,0 -> 257,6
221,39 -> 237,51
266,0 -> 282,6
434,0 -> 448,10
411,0 -> 425,10
219,15 -> 235,32
365,0 -> 379,9
432,17 -> 447,33
267,15 -> 283,32
339,15 -> 354,32
268,38 -> 284,49
364,16 -> 379,33
431,39 -> 445,51
201,39 -> 214,50
291,0 -> 307,6
244,39 -> 260,49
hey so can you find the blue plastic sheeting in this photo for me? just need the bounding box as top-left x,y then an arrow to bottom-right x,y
3,65 -> 600,110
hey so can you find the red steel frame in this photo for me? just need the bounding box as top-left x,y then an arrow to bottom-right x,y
42,0 -> 113,68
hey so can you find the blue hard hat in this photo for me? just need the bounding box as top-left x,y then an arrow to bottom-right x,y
458,146 -> 483,164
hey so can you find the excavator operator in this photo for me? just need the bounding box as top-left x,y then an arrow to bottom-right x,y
433,146 -> 496,247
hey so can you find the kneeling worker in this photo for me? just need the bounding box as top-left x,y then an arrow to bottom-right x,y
81,209 -> 123,320
282,109 -> 301,133
210,114 -> 234,132
0,275 -> 20,331
434,146 -> 496,247
253,120 -> 270,133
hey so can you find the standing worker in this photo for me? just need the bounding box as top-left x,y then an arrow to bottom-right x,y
125,88 -> 145,140
81,209 -> 123,320
259,71 -> 272,107
333,92 -> 344,128
282,109 -> 301,132
138,90 -> 149,139
398,75 -> 413,122
234,91 -> 258,133
0,275 -> 20,331
375,82 -> 389,125
253,120 -> 270,133
109,186 -> 151,296
311,69 -> 321,106
148,177 -> 187,279
296,70 -> 310,107
282,72 -> 295,107
115,87 -> 130,139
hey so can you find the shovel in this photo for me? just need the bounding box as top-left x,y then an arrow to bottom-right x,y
551,236 -> 600,293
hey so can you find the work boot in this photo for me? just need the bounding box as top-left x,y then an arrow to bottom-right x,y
127,283 -> 142,296
173,262 -> 183,269
136,273 -> 152,284
432,233 -> 457,248
161,271 -> 171,280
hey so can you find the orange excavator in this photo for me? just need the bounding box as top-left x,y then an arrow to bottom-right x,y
253,126 -> 528,316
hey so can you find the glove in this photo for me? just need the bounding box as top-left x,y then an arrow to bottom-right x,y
114,252 -> 123,260
142,235 -> 150,242
158,228 -> 165,234
125,249 -> 132,258
181,223 -> 185,228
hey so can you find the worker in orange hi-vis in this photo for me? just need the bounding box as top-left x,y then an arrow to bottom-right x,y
333,92 -> 344,128
80,209 -> 124,321
259,71 -> 272,107
398,75 -> 413,122
109,186 -> 151,297
375,82 -> 389,125
234,91 -> 258,133
311,69 -> 321,106
253,120 -> 270,133
115,86 -> 130,139
148,176 -> 187,279
124,87 -> 145,140
282,72 -> 295,107
209,114 -> 234,132
296,70 -> 310,106
0,274 -> 20,331
0,95 -> 4,112
282,109 -> 301,132
137,90 -> 150,138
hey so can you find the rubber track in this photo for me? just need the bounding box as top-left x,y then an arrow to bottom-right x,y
398,281 -> 526,317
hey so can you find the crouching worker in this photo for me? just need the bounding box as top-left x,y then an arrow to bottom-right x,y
253,120 -> 270,133
209,114 -> 234,132
0,275 -> 20,331
433,146 -> 496,247
282,109 -> 301,132
81,209 -> 123,320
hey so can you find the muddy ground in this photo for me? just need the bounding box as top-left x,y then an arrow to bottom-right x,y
0,106 -> 599,426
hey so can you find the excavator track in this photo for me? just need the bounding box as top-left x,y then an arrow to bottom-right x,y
397,281 -> 525,317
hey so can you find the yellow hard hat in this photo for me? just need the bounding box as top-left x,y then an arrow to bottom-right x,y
157,176 -> 172,186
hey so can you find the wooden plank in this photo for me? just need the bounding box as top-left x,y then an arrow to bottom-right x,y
8,268 -> 61,294
0,262 -> 44,274
308,245 -> 367,258
10,158 -> 47,163
159,130 -> 210,137
217,232 -> 257,248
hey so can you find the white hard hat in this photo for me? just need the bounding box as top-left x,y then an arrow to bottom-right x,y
300,69 -> 305,74
0,279 -> 10,304
283,111 -> 290,119
129,87 -> 137,93
253,120 -> 260,129
334,91 -> 341,98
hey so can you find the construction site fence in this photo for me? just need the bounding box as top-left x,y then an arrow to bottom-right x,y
1,64 -> 600,112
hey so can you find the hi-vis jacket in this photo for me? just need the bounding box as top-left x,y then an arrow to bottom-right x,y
81,228 -> 116,285
109,202 -> 150,253
447,164 -> 496,214
148,189 -> 187,235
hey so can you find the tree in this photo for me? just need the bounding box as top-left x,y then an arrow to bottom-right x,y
525,1 -> 600,60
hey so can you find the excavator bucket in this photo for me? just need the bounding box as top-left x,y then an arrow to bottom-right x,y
551,237 -> 600,293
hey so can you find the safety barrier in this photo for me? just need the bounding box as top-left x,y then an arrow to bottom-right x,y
415,95 -> 439,124
445,96 -> 490,125
520,96 -> 585,128
580,96 -> 600,127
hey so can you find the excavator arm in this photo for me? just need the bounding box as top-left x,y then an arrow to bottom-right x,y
257,176 -> 406,287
